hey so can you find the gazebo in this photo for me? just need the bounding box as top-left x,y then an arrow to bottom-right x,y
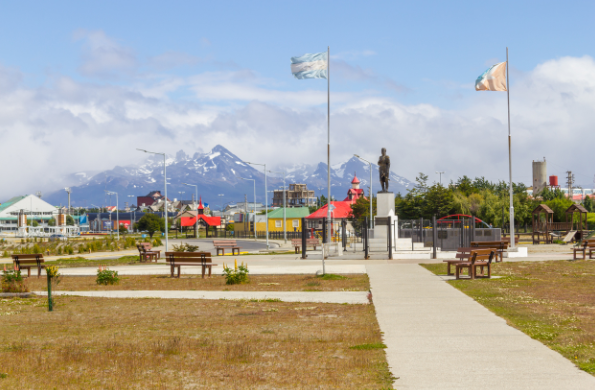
532,204 -> 554,244
566,204 -> 588,242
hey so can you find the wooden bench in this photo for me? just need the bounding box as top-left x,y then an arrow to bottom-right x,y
471,241 -> 507,262
443,247 -> 475,276
165,252 -> 218,278
213,240 -> 241,256
12,254 -> 45,278
291,238 -> 321,254
137,243 -> 161,262
455,249 -> 496,280
573,239 -> 595,260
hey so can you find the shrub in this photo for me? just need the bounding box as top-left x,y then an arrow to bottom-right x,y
171,243 -> 200,252
153,237 -> 163,247
1,269 -> 28,293
96,267 -> 120,285
222,260 -> 249,285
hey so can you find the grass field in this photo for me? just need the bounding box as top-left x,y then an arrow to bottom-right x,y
44,255 -> 153,268
421,260 -> 595,375
0,296 -> 393,389
25,273 -> 370,292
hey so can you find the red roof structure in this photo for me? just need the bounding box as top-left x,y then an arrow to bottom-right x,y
306,201 -> 353,220
180,215 -> 221,227
351,175 -> 360,184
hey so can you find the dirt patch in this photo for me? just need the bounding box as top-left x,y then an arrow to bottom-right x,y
0,296 -> 393,389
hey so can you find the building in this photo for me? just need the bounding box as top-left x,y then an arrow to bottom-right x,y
273,184 -> 316,207
267,207 -> 310,232
344,174 -> 365,202
0,195 -> 57,233
137,191 -> 169,208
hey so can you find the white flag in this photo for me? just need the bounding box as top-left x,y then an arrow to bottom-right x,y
475,62 -> 507,91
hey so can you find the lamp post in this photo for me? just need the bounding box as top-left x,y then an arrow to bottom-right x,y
137,148 -> 169,251
127,195 -> 135,232
436,171 -> 445,185
64,187 -> 71,217
354,154 -> 373,229
239,177 -> 257,241
104,190 -> 119,240
269,170 -> 287,243
245,162 -> 268,249
182,183 -> 199,238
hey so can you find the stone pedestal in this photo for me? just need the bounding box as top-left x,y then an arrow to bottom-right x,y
372,192 -> 398,247
376,192 -> 395,217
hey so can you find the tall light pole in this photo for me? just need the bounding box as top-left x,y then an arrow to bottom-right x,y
127,195 -> 135,232
354,155 -> 373,229
245,162 -> 269,249
105,190 -> 119,240
269,170 -> 287,243
239,177 -> 257,240
137,148 -> 169,251
182,183 -> 199,238
64,187 -> 71,217
436,171 -> 445,185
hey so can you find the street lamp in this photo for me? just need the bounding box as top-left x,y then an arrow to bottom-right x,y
354,154 -> 373,229
128,195 -> 135,232
104,190 -> 119,240
182,183 -> 199,238
64,188 -> 72,217
436,171 -> 445,185
239,177 -> 257,241
269,170 -> 287,243
245,162 -> 269,249
137,148 -> 169,251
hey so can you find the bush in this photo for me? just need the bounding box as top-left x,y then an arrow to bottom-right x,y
1,269 -> 28,293
171,243 -> 200,252
153,237 -> 163,247
96,267 -> 120,285
222,260 -> 249,285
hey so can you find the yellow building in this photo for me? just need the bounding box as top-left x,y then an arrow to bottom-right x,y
267,207 -> 310,232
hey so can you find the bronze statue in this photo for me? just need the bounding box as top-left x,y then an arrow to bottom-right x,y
378,148 -> 390,192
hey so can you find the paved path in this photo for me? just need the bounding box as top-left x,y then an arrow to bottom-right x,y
36,290 -> 369,304
367,264 -> 595,389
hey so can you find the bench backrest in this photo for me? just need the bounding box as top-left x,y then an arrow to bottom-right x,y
470,249 -> 495,264
12,254 -> 45,267
165,251 -> 212,264
502,237 -> 519,244
291,239 -> 301,245
139,242 -> 154,252
213,240 -> 237,246
455,247 -> 476,259
307,238 -> 320,244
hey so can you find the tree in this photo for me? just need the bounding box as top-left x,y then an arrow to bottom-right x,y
583,196 -> 594,212
48,218 -> 56,227
119,224 -> 128,235
32,220 -> 39,227
350,196 -> 377,230
423,184 -> 455,218
135,213 -> 165,238
66,215 -> 75,226
225,223 -> 234,231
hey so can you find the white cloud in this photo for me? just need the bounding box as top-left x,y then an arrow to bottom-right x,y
74,29 -> 138,78
1,55 -> 595,200
148,51 -> 201,71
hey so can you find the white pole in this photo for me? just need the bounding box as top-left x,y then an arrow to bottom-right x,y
325,46 -> 330,274
116,193 -> 119,241
506,47 -> 515,250
265,164 -> 269,249
369,162 -> 373,228
253,180 -> 256,241
164,154 -> 169,252
283,173 -> 286,243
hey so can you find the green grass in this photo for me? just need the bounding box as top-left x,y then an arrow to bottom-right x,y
47,255 -> 150,268
317,273 -> 348,280
350,343 -> 387,350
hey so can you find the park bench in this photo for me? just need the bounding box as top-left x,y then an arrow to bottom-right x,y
137,243 -> 160,262
165,252 -> 218,278
455,248 -> 496,280
573,239 -> 595,260
213,240 -> 241,256
291,238 -> 322,254
443,247 -> 475,276
11,254 -> 45,278
471,241 -> 507,262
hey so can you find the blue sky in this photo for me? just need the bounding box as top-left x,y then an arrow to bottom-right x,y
1,0 -> 595,197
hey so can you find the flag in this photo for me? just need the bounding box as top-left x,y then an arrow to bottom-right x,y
291,52 -> 327,79
475,62 -> 507,91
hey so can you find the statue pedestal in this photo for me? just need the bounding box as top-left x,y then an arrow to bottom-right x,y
372,192 -> 398,243
376,192 -> 395,217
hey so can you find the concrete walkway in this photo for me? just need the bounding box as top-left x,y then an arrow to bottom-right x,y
367,264 -> 595,389
36,290 -> 369,304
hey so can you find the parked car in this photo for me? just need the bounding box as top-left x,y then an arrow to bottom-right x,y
49,234 -> 67,241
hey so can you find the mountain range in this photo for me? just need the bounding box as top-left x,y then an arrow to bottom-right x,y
43,145 -> 414,208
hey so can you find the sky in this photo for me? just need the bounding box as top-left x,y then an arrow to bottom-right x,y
1,0 -> 595,200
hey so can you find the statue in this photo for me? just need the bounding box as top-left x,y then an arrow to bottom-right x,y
378,148 -> 390,192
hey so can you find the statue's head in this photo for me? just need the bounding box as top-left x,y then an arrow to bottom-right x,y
381,148 -> 386,156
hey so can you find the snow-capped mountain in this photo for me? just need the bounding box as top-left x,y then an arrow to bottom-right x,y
43,145 -> 413,208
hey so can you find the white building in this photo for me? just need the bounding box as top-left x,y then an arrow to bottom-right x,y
0,195 -> 57,233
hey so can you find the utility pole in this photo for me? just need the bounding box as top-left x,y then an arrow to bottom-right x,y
245,194 -> 248,234
566,171 -> 575,201
64,188 -> 71,217
436,171 -> 445,185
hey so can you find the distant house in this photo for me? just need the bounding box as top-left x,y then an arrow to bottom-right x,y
0,195 -> 57,233
137,191 -> 170,207
273,184 -> 316,207
267,207 -> 310,232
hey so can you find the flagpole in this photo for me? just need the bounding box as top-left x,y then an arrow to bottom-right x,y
325,46 -> 330,273
506,47 -> 515,249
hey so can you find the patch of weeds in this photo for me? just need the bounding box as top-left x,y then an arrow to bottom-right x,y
262,308 -> 278,312
317,273 -> 348,280
248,298 -> 281,303
306,281 -> 321,287
96,268 -> 120,285
349,342 -> 387,350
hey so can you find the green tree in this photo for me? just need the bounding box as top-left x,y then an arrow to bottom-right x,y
118,224 -> 128,235
225,223 -> 234,231
48,218 -> 56,227
350,196 -> 377,230
583,196 -> 594,212
544,198 -> 574,222
135,213 -> 165,238
423,184 -> 455,218
66,215 -> 75,226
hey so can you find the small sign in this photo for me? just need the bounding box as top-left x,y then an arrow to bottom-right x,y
329,205 -> 336,211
